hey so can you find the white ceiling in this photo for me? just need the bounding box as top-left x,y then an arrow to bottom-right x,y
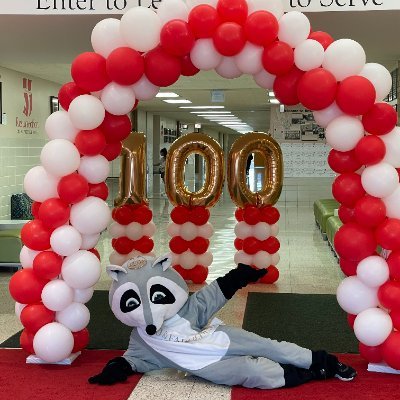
0,10 -> 399,135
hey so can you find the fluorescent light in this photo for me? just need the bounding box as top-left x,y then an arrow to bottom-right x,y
191,111 -> 232,114
180,106 -> 225,109
209,118 -> 241,121
270,99 -> 280,104
156,92 -> 179,98
219,122 -> 249,126
268,91 -> 275,96
163,99 -> 192,104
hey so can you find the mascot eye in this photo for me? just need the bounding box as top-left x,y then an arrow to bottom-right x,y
120,289 -> 141,313
150,284 -> 175,305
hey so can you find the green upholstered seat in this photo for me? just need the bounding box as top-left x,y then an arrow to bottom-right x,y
313,199 -> 340,234
326,216 -> 343,250
0,229 -> 22,264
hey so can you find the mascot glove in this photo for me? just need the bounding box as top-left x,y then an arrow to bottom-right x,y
88,356 -> 134,385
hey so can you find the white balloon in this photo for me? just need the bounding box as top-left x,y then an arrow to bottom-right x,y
167,223 -> 181,237
278,12 -> 310,48
131,75 -> 160,101
73,287 -> 94,304
354,308 -> 393,346
20,246 -> 40,268
108,222 -> 126,238
143,222 -> 156,237
157,0 -> 189,23
62,250 -> 101,289
235,221 -> 253,239
198,223 -> 214,239
253,69 -> 276,89
33,322 -> 74,363
234,250 -> 253,266
270,224 -> 279,237
91,18 -> 127,58
357,256 -> 389,288
253,222 -> 272,241
69,95 -> 105,130
361,163 -> 398,198
78,155 -> 110,184
325,116 -> 364,152
197,251 -> 213,267
323,39 -> 366,81
45,111 -> 79,141
70,196 -> 111,235
24,166 -> 59,202
294,39 -> 325,71
15,302 -> 26,320
120,7 -> 162,52
271,252 -> 280,265
234,43 -> 263,75
216,57 -> 243,79
179,251 -> 197,270
336,276 -> 379,315
253,251 -> 272,269
380,127 -> 400,168
109,251 -> 127,266
359,63 -> 392,102
186,0 -> 218,9
180,222 -> 198,241
56,302 -> 90,332
42,280 -> 74,312
80,233 -> 101,250
247,0 -> 284,19
190,39 -> 222,71
51,226 -> 82,257
313,102 -> 344,128
383,185 -> 400,219
40,139 -> 80,178
126,222 -> 144,241
101,83 -> 136,116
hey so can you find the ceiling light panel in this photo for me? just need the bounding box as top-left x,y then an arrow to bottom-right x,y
164,99 -> 192,104
156,92 -> 179,98
180,106 -> 225,109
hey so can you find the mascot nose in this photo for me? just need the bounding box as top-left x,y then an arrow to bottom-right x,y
146,324 -> 157,335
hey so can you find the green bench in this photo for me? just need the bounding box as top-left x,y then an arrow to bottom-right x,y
0,229 -> 23,268
313,199 -> 340,239
326,216 -> 343,256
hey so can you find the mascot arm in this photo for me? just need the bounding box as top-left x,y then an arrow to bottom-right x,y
216,263 -> 267,300
88,356 -> 135,385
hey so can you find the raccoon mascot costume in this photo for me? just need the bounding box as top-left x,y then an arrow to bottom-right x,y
89,254 -> 356,389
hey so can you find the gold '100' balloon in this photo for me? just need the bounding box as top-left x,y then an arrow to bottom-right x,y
228,132 -> 283,208
165,132 -> 225,207
115,132 -> 148,206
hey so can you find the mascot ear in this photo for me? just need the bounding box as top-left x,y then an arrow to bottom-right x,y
153,253 -> 173,271
106,264 -> 128,282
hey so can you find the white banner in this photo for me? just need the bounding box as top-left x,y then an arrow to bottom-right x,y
0,0 -> 399,15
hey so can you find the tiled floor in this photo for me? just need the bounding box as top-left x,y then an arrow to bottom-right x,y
0,194 -> 344,399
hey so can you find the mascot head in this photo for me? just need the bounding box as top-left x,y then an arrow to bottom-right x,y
107,253 -> 189,335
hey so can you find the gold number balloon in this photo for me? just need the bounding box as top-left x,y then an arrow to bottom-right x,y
165,132 -> 225,207
115,132 -> 148,206
228,132 -> 283,207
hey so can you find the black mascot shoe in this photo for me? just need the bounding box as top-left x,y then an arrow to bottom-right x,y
310,351 -> 357,382
334,362 -> 357,381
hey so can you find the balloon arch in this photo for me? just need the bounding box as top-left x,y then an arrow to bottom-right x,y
8,0 -> 400,369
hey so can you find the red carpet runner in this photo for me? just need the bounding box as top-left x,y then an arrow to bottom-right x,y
232,354 -> 400,400
0,349 -> 142,400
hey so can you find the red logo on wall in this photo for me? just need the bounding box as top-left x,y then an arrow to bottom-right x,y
23,78 -> 33,117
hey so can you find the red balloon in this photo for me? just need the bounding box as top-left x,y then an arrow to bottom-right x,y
20,304 -> 55,334
260,206 -> 280,224
71,52 -> 110,92
339,258 -> 358,276
31,202 -> 42,219
33,251 -> 63,280
72,328 -> 90,352
58,82 -> 87,110
387,251 -> 400,281
378,281 -> 400,310
113,205 -> 135,225
21,220 -> 52,251
244,11 -> 278,47
189,207 -> 210,225
102,141 -> 122,161
181,55 -> 200,76
171,206 -> 191,224
259,265 -> 279,284
38,198 -> 70,230
134,236 -> 154,254
88,248 -> 101,260
234,238 -> 244,250
382,332 -> 400,370
243,206 -> 261,225
190,237 -> 210,254
359,343 -> 383,363
263,237 -> 280,254
376,219 -> 400,251
173,265 -> 189,279
170,236 -> 189,254
74,129 -> 107,156
262,41 -> 294,76
88,182 -> 109,201
101,113 -> 131,143
273,67 -> 304,106
235,208 -> 244,222
9,269 -> 48,304
336,76 -> 376,116
334,222 -> 376,262
145,47 -> 181,87
106,47 -> 144,85
354,135 -> 386,165
243,237 -> 261,255
113,236 -> 135,254
328,149 -> 362,174
188,5 -> 221,38
188,265 -> 209,284
347,313 -> 356,328
297,68 -> 337,111
161,20 -> 195,57
390,309 -> 400,330
213,22 -> 246,57
20,330 -> 35,354
308,31 -> 334,50
332,173 -> 365,208
362,102 -> 398,136
132,205 -> 153,225
57,173 -> 89,204
338,205 -> 356,224
217,0 -> 248,25
354,195 -> 386,228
